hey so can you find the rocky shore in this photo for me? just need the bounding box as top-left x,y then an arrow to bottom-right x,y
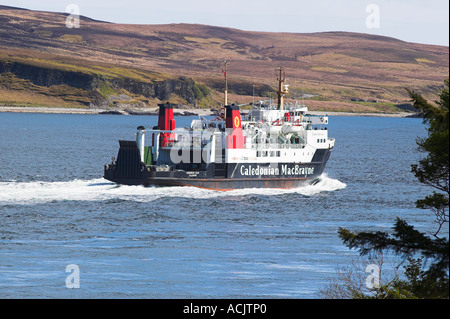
0,106 -> 417,118
0,106 -> 218,116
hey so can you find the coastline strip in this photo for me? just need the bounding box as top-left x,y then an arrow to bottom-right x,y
0,106 -> 416,118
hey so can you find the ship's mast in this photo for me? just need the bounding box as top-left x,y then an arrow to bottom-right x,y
224,60 -> 228,106
276,67 -> 289,110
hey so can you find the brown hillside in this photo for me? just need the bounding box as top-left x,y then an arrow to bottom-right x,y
0,5 -> 448,111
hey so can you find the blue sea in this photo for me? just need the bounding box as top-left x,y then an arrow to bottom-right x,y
0,112 -> 442,298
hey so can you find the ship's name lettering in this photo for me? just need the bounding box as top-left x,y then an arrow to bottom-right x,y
282,165 -> 314,176
240,165 -> 279,176
240,165 -> 314,176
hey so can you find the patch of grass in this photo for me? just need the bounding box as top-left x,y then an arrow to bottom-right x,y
0,87 -> 86,108
193,83 -> 210,100
0,52 -> 167,84
184,37 -> 229,45
33,30 -> 53,38
415,58 -> 435,64
97,82 -> 117,99
348,100 -> 398,112
58,34 -> 83,43
311,66 -> 348,73
308,96 -> 331,101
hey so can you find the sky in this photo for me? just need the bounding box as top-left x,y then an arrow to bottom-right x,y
1,0 -> 449,46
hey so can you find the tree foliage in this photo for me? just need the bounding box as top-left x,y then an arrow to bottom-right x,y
338,79 -> 449,299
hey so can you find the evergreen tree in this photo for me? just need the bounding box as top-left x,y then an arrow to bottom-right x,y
338,79 -> 449,299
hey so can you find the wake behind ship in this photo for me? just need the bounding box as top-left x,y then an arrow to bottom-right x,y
104,69 -> 335,190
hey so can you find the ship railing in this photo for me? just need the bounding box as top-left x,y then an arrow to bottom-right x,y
249,143 -> 306,150
157,130 -> 217,149
242,114 -> 260,122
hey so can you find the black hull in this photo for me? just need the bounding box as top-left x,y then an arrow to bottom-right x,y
104,175 -> 321,191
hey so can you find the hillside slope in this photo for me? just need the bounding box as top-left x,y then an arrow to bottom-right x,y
0,5 -> 448,112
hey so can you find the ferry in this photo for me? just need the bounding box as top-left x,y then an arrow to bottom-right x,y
104,67 -> 335,190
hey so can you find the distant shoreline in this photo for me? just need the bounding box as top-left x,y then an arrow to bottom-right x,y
0,106 -> 418,118
0,106 -> 214,116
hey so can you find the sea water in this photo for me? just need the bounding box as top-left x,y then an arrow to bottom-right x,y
0,112 -> 443,298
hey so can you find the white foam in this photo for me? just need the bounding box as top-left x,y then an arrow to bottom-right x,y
295,173 -> 347,196
0,179 -> 111,204
213,173 -> 346,197
0,174 -> 346,205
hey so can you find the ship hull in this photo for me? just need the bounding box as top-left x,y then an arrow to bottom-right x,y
144,176 -> 318,190
104,175 -> 321,191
